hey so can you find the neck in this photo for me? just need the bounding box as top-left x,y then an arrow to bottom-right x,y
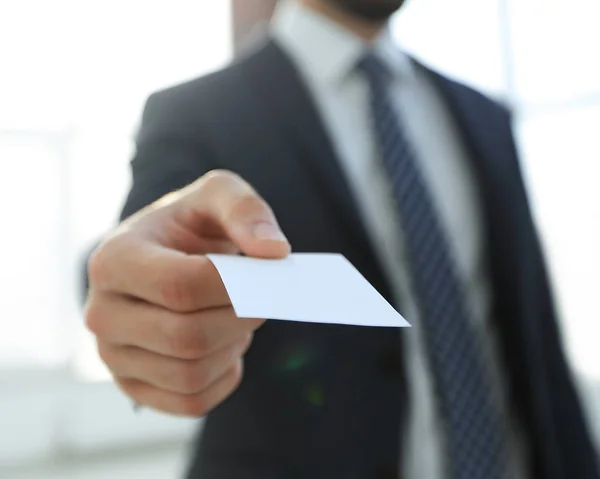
300,0 -> 386,41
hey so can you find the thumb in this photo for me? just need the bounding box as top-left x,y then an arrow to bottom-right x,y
186,170 -> 291,259
224,197 -> 291,259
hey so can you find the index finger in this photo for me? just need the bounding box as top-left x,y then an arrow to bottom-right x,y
89,236 -> 230,312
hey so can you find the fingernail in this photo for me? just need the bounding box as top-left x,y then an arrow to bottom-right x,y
252,222 -> 287,241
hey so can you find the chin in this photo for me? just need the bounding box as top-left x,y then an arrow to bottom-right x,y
327,0 -> 406,22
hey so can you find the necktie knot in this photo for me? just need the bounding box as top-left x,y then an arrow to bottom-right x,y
357,52 -> 393,87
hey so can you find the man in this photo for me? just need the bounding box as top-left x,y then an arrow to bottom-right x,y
84,0 -> 599,478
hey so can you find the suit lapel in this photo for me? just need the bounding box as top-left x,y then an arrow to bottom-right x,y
242,39 -> 375,258
424,64 -> 539,443
421,67 -> 509,196
423,67 -> 527,297
422,65 -> 524,321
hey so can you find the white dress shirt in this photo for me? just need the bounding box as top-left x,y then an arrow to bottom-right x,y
271,2 -> 530,478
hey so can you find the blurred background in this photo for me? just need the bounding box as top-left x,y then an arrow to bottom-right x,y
0,0 -> 598,477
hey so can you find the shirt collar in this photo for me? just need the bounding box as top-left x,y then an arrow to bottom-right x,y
271,0 -> 413,86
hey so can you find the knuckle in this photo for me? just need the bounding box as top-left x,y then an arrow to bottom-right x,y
179,394 -> 210,417
201,169 -> 242,189
230,360 -> 244,389
177,362 -> 244,417
240,332 -> 254,354
157,269 -> 198,312
163,316 -> 209,358
174,362 -> 208,394
96,342 -> 117,370
84,298 -> 105,336
200,170 -> 245,200
87,244 -> 109,287
229,194 -> 270,220
115,378 -> 140,402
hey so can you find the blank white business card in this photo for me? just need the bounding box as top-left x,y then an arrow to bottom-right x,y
207,253 -> 410,328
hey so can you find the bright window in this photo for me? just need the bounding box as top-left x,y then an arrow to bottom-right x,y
0,0 -> 231,467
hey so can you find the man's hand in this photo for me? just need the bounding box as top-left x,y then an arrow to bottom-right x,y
85,170 -> 290,416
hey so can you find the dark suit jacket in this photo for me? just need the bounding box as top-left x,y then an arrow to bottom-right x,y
119,39 -> 598,479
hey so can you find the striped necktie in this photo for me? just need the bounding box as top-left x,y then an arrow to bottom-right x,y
358,53 -> 509,479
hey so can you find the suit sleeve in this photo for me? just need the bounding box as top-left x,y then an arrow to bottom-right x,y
121,90 -> 219,219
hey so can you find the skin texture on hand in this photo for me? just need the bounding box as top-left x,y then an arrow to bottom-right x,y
85,170 -> 290,417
